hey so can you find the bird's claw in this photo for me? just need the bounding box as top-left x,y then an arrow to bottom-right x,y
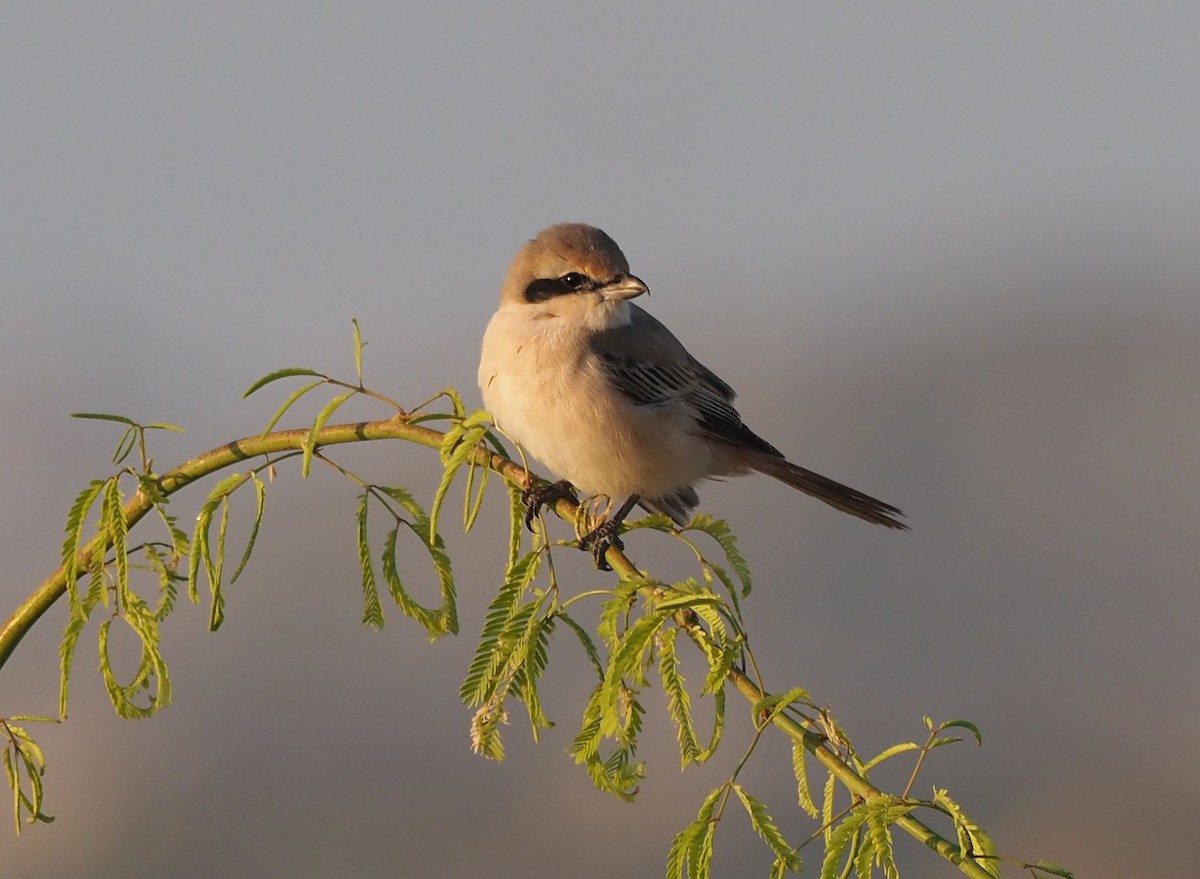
578,520 -> 625,572
521,480 -> 577,532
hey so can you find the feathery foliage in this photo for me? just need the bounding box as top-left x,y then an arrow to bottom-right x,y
0,323 -> 1069,879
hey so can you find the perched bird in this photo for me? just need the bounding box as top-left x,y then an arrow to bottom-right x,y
478,223 -> 906,568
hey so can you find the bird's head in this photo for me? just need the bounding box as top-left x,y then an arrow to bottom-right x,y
499,224 -> 648,327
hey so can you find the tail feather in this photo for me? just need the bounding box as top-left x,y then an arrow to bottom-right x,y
752,455 -> 908,530
635,455 -> 907,531
640,487 -> 700,527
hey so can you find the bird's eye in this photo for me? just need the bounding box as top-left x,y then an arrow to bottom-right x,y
560,272 -> 588,290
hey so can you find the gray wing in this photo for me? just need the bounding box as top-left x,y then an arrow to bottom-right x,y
589,305 -> 782,457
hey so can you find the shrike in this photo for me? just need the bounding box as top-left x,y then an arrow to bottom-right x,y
479,223 -> 906,568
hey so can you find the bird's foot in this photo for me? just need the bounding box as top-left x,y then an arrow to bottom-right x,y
578,520 -> 625,572
521,480 -> 578,532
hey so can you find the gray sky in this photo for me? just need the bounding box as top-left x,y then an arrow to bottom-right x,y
3,4 -> 1198,877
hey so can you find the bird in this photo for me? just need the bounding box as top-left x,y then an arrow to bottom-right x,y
478,223 -> 906,569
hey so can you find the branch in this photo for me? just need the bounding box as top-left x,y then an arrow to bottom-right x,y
2,415 -> 516,670
1,413 -> 1001,878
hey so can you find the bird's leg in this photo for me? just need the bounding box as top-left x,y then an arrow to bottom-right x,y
578,494 -> 641,571
522,479 -> 578,532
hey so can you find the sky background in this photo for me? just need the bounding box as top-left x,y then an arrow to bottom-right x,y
3,4 -> 1198,877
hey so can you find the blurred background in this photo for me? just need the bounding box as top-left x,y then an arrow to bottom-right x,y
2,4 -> 1197,877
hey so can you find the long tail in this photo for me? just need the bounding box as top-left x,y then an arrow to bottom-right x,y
752,454 -> 908,530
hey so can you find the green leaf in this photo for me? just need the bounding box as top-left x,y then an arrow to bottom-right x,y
111,426 -> 137,465
505,483 -> 524,571
597,577 -> 645,650
143,543 -> 183,622
599,609 -> 670,737
462,456 -> 489,533
654,592 -> 725,613
137,475 -> 191,607
695,686 -> 725,765
102,479 -> 129,610
701,560 -> 743,618
187,510 -> 206,606
351,318 -> 365,384
820,805 -> 868,879
372,486 -> 457,638
228,472 -> 266,585
936,718 -> 983,746
568,688 -> 604,764
1032,860 -> 1076,879
853,827 -> 873,879
568,685 -> 644,802
357,492 -> 385,630
511,610 -> 556,740
430,421 -> 487,539
3,722 -> 56,834
460,548 -> 540,706
558,611 -> 603,680
258,378 -> 325,437
59,566 -> 105,718
753,686 -> 810,729
188,471 -> 252,629
699,636 -> 738,698
733,785 -> 801,872
61,479 -> 107,617
862,741 -> 921,772
791,742 -> 819,819
686,514 -> 752,597
302,389 -> 356,477
933,789 -> 999,878
613,680 -> 645,748
3,749 -> 18,835
928,735 -> 964,750
621,512 -> 677,535
658,627 -> 701,767
70,412 -> 138,426
457,418 -> 495,534
667,785 -> 724,879
864,795 -> 911,879
442,387 -> 466,420
822,771 -> 837,844
242,367 -> 325,398
88,541 -> 107,611
3,720 -> 54,830
97,601 -> 172,719
381,525 -> 452,640
208,496 -> 229,630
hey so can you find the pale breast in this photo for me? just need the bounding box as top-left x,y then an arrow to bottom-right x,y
479,309 -> 713,499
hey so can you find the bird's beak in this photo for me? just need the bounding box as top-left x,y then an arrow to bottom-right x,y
600,273 -> 649,301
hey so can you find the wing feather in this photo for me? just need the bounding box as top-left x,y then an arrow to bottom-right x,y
589,305 -> 782,457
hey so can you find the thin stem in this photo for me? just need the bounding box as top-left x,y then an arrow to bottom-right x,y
559,589 -> 616,611
323,377 -> 406,415
794,803 -> 856,852
902,731 -> 936,800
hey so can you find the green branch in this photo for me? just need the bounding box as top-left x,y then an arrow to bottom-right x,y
0,415 -> 522,671
727,670 -> 994,879
0,411 -> 1022,878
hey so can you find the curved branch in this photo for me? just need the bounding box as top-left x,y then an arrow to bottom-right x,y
727,670 -> 994,879
1,414 -> 992,878
3,416 -> 479,669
